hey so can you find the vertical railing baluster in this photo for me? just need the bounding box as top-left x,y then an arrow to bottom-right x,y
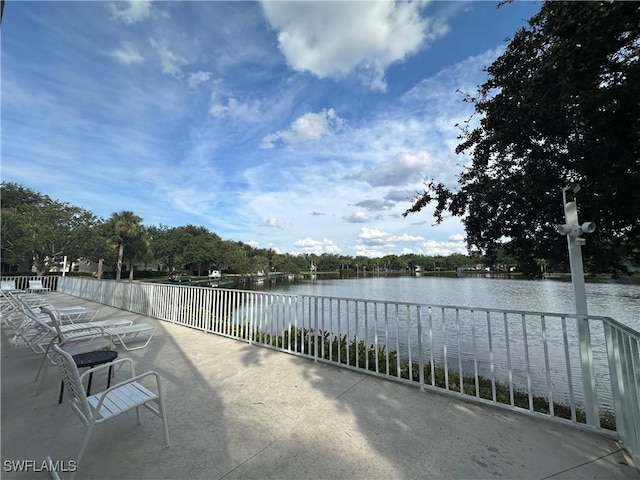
385,303 -> 390,376
429,307 -> 435,388
561,316 -> 576,422
347,300 -> 352,367
321,297 -> 326,360
293,297 -> 298,353
487,312 -> 496,402
364,302 -> 370,371
456,309 -> 463,394
355,301 -> 360,370
522,314 -> 533,412
395,304 -> 401,378
418,306 -> 424,392
374,303 -> 379,374
443,308 -> 449,391
337,300 -> 342,364
407,305 -> 413,382
471,310 -> 479,398
329,299 -> 334,362
541,315 -> 554,417
314,297 -> 319,362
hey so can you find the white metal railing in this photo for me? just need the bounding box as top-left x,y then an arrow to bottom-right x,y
53,276 -> 640,466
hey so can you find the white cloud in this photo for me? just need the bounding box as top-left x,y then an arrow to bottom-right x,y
355,245 -> 386,258
210,94 -> 261,123
262,217 -> 284,230
344,212 -> 370,223
420,239 -> 467,256
358,227 -> 425,247
109,41 -> 144,65
349,151 -> 436,187
149,38 -> 187,78
109,1 -> 152,25
261,1 -> 440,90
385,189 -> 416,202
292,237 -> 340,254
353,199 -> 395,211
351,225 -> 467,257
187,71 -> 211,88
358,227 -> 389,245
261,108 -> 344,148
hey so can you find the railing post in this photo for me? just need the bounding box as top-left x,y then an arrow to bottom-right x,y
566,228 -> 598,426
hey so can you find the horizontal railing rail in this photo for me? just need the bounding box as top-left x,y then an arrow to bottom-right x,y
49,276 -> 640,467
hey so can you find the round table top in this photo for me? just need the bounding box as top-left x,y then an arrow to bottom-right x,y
72,350 -> 118,368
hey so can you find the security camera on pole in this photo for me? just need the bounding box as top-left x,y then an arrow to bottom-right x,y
556,184 -> 599,426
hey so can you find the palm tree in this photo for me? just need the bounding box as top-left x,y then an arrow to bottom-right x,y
106,211 -> 143,281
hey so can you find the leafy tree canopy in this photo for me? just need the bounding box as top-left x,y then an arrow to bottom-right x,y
0,182 -> 102,274
405,1 -> 640,274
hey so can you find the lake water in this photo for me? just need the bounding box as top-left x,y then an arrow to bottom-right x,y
234,273 -> 639,331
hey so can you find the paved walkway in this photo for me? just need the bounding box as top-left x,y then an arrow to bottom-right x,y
2,292 -> 638,479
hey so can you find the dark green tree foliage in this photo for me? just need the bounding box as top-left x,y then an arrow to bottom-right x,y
0,183 -> 102,274
405,2 -> 640,274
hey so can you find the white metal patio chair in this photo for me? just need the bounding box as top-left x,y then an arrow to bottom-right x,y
27,279 -> 51,293
13,300 -> 131,354
46,343 -> 170,479
1,290 -> 46,329
34,305 -> 157,382
34,305 -> 157,387
40,305 -> 157,351
34,309 -> 116,393
1,280 -> 21,292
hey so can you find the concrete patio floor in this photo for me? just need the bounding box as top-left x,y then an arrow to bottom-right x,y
2,292 -> 638,480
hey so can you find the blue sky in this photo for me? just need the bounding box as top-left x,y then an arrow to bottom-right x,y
1,1 -> 541,257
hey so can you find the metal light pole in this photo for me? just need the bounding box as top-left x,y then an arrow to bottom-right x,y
557,184 -> 599,426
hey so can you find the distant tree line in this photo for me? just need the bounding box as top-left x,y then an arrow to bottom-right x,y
1,182 -> 523,279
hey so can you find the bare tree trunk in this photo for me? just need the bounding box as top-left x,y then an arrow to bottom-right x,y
97,259 -> 104,279
116,243 -> 124,280
129,261 -> 134,282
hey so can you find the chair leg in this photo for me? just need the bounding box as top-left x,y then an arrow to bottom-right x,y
156,377 -> 171,448
35,362 -> 52,396
35,339 -> 55,382
44,456 -> 62,480
72,422 -> 95,480
45,403 -> 69,479
159,397 -> 171,448
35,339 -> 58,395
